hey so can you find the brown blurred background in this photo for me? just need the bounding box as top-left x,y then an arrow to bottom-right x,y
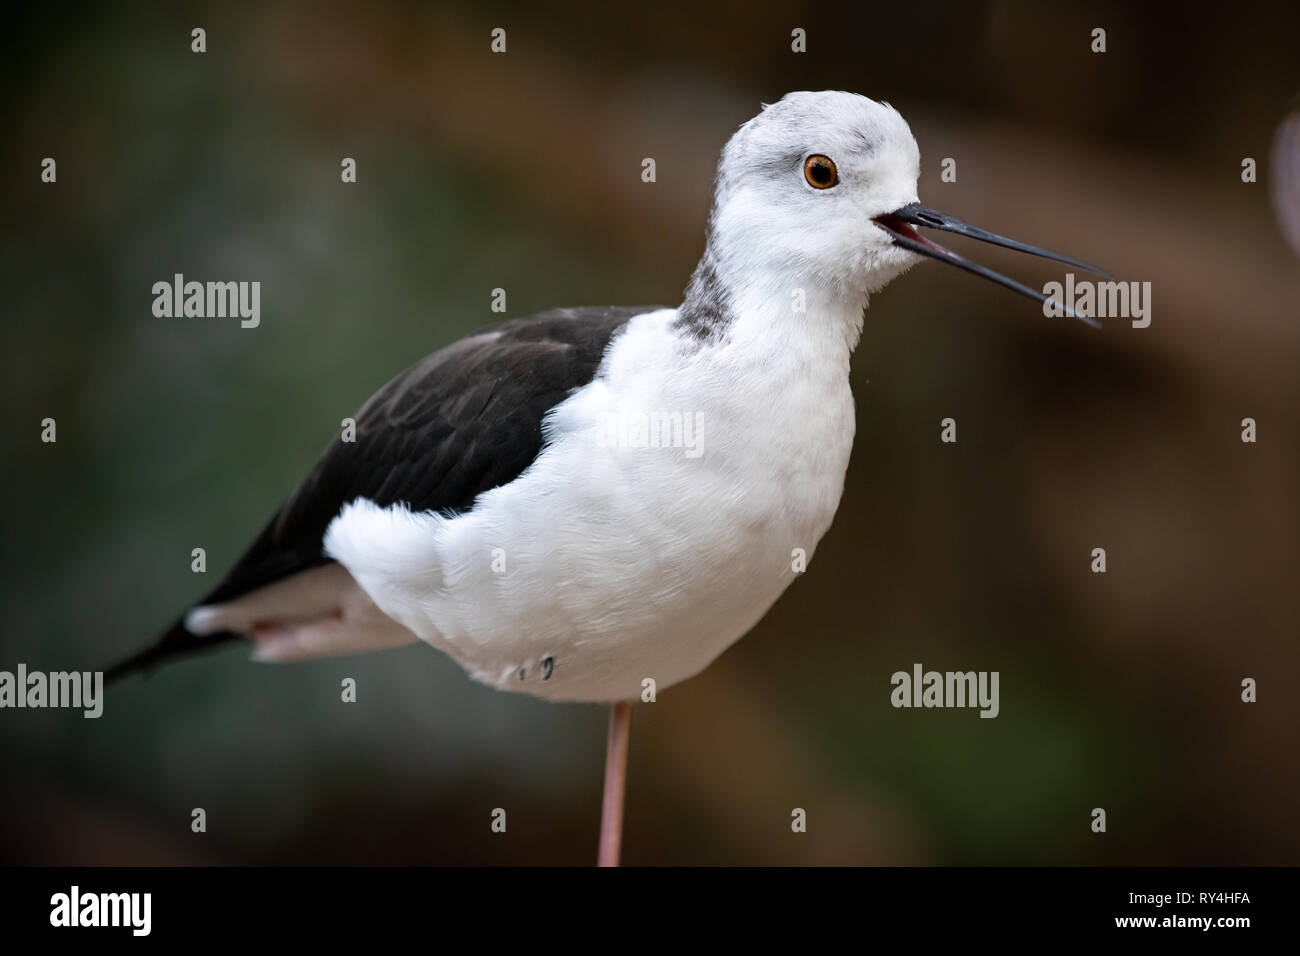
1,0 -> 1297,865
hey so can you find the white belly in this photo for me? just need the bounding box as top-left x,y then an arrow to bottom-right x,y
324,309 -> 857,701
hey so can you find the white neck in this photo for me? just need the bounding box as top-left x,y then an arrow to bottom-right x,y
679,237 -> 870,380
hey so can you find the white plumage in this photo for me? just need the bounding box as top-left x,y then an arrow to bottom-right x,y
324,300 -> 858,700
184,92 -> 928,700
180,90 -> 1102,703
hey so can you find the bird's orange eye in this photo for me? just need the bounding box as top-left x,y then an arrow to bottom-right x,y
804,154 -> 838,189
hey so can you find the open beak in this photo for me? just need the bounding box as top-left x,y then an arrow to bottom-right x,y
873,202 -> 1109,328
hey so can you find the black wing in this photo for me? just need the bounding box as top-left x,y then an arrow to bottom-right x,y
106,306 -> 655,681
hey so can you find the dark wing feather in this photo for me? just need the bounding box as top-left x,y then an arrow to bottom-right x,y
106,306 -> 654,682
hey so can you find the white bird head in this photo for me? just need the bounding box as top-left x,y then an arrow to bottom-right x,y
692,91 -> 1105,328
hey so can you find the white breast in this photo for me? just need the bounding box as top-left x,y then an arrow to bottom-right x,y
325,304 -> 860,701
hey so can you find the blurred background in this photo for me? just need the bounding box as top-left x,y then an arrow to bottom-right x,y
2,0 -> 1298,865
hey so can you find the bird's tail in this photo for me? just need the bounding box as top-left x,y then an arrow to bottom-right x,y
102,619 -> 241,686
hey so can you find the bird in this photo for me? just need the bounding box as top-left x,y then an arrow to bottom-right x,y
106,90 -> 1104,865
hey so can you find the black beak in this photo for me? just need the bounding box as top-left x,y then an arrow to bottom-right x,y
873,202 -> 1109,328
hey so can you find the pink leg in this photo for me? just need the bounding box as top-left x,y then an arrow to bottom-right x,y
597,700 -> 632,867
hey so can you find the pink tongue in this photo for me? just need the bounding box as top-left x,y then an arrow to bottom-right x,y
881,217 -> 955,257
876,215 -> 922,242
